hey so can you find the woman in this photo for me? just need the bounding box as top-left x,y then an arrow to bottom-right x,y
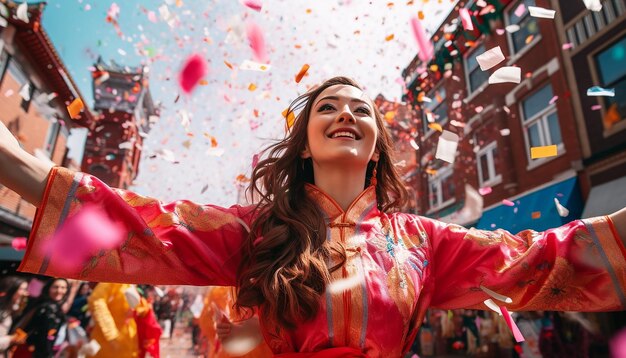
13,278 -> 70,358
0,77 -> 625,357
0,276 -> 28,355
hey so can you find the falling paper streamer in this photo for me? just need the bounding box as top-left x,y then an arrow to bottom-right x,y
40,205 -> 125,273
478,187 -> 492,196
435,130 -> 459,164
178,54 -> 208,94
459,8 -> 474,31
295,64 -> 310,83
246,21 -> 268,63
16,1 -> 28,23
583,0 -> 602,11
528,6 -> 556,19
530,145 -> 557,159
241,0 -> 262,12
554,198 -> 570,217
489,67 -> 521,84
476,46 -> 505,71
410,17 -> 434,62
587,86 -> 615,97
502,199 -> 515,206
239,60 -> 271,72
67,98 -> 84,120
500,306 -> 526,342
480,285 -> 513,303
327,274 -> 364,295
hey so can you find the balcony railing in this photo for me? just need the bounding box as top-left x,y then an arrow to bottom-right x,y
565,0 -> 626,50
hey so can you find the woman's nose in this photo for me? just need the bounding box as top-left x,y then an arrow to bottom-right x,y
336,108 -> 356,123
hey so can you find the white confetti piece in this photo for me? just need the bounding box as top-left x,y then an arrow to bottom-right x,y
500,128 -> 511,136
480,285 -> 513,303
483,299 -> 502,315
16,1 -> 28,23
435,130 -> 459,164
239,60 -> 271,72
505,24 -> 520,33
489,66 -> 521,84
587,86 -> 615,97
327,274 -> 364,295
554,198 -> 570,217
583,0 -> 602,11
528,6 -> 556,19
18,84 -> 31,101
476,46 -> 505,71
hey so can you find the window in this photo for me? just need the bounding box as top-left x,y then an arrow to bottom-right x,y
7,60 -> 33,112
42,119 -> 60,157
476,141 -> 502,187
465,44 -> 490,93
521,84 -> 563,163
422,86 -> 448,133
595,35 -> 626,128
428,165 -> 455,210
507,0 -> 540,54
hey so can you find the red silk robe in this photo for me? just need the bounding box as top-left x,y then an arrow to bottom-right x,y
19,167 -> 626,357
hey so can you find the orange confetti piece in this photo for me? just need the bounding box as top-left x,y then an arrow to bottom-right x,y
253,109 -> 259,117
525,35 -> 534,44
530,145 -> 557,159
198,79 -> 208,85
385,34 -> 395,41
210,137 -> 218,147
384,111 -> 396,123
295,64 -> 310,83
67,98 -> 84,120
387,2 -> 395,8
224,60 -> 233,70
176,0 -> 183,7
418,11 -> 424,20
248,83 -> 257,91
282,108 -> 296,129
429,64 -> 439,72
428,123 -> 443,132
532,211 -> 542,219
306,8 -> 312,13
426,168 -> 438,176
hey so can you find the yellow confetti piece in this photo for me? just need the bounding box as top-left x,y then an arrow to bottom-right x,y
428,123 -> 443,132
67,98 -> 84,120
306,8 -> 312,13
385,34 -> 395,41
530,145 -> 557,159
429,64 -> 439,72
295,64 -> 310,83
282,108 -> 296,129
248,83 -> 257,91
384,111 -> 395,123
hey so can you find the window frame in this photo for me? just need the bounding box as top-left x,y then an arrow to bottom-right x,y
422,84 -> 449,134
505,0 -> 540,55
476,140 -> 502,187
464,42 -> 490,95
427,165 -> 455,212
592,32 -> 626,135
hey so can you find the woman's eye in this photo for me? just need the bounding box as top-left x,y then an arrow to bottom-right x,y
319,104 -> 335,111
356,107 -> 371,115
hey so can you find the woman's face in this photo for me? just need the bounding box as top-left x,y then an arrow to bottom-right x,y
48,280 -> 68,302
303,84 -> 379,167
12,282 -> 28,308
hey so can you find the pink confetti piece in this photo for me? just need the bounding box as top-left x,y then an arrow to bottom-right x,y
11,237 -> 27,251
476,46 -> 505,70
500,306 -> 525,342
459,8 -> 474,31
410,17 -> 434,63
479,187 -> 492,196
502,199 -> 515,206
562,43 -> 574,50
514,3 -> 526,17
549,95 -> 559,105
40,205 -> 125,272
241,0 -> 262,12
246,21 -> 268,63
591,104 -> 602,111
178,54 -> 208,94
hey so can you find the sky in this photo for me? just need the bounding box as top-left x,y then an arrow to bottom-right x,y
40,0 -> 458,206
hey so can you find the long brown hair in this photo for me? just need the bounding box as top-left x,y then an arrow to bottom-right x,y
235,76 -> 408,329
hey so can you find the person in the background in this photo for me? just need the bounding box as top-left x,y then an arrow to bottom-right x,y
155,288 -> 180,340
134,285 -> 162,358
0,276 -> 28,355
12,278 -> 70,358
88,282 -> 140,358
67,282 -> 91,330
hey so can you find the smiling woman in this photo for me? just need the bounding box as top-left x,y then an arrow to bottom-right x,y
0,77 -> 625,357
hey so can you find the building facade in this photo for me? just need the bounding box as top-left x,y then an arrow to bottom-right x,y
0,1 -> 94,263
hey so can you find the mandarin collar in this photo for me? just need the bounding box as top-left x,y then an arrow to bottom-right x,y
304,183 -> 379,223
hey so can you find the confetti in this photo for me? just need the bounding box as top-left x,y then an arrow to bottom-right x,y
385,34 -> 395,41
410,17 -> 434,62
295,64 -> 310,83
282,108 -> 296,129
532,211 -> 542,219
514,3 -> 526,17
435,130 -> 459,164
178,54 -> 208,94
19,84 -> 31,101
483,299 -> 502,315
489,67 -> 521,84
248,83 -> 257,91
480,285 -> 513,303
478,187 -> 492,196
11,237 -> 27,251
505,24 -> 520,33
16,1 -> 29,23
554,198 -> 570,217
459,8 -> 474,31
476,46 -> 505,71
246,21 -> 268,63
428,123 -> 443,132
549,95 -> 559,105
409,139 -> 419,150
528,6 -> 556,19
239,60 -> 270,72
583,0 -> 602,11
500,128 -> 510,136
67,98 -> 84,119
587,86 -> 615,97
241,0 -> 263,12
327,274 -> 364,294
502,199 -> 515,206
530,145 -> 557,159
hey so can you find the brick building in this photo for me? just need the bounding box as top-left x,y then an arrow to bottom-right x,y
0,1 -> 94,262
550,0 -> 626,218
82,57 -> 159,189
403,0 -> 586,232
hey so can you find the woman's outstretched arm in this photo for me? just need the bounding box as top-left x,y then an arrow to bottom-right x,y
0,121 -> 53,207
609,207 -> 626,247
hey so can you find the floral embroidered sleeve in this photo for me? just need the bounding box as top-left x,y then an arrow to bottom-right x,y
18,167 -> 254,286
421,216 -> 626,311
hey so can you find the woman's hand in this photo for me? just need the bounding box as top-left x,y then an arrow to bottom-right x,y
0,121 -> 54,207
